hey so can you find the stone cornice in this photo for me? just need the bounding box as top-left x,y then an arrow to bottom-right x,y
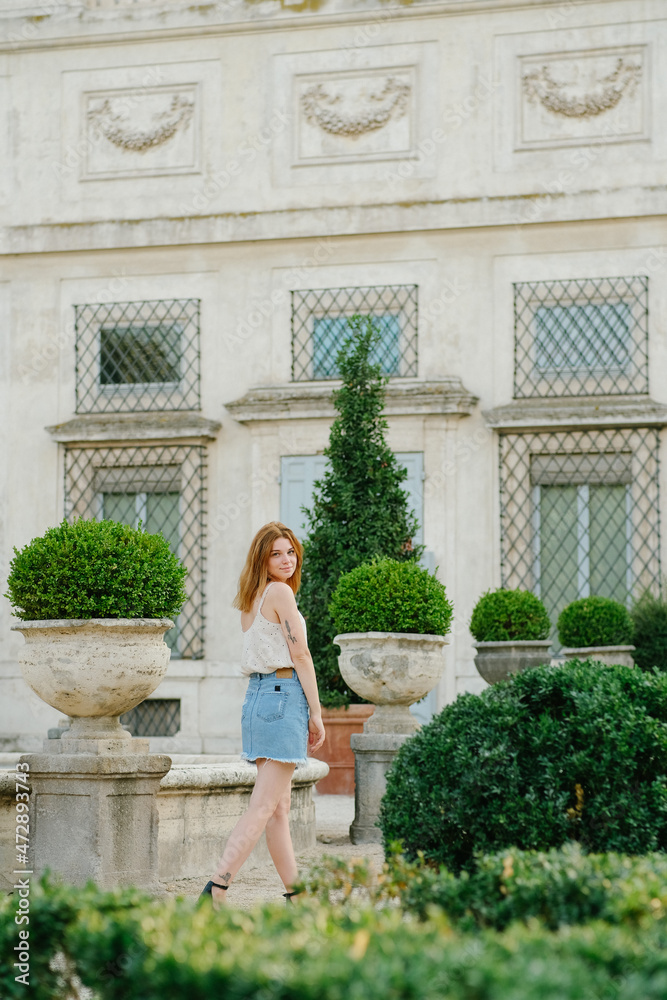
4,187 -> 667,257
225,378 -> 478,422
483,395 -> 667,432
46,412 -> 222,444
0,1 -> 609,53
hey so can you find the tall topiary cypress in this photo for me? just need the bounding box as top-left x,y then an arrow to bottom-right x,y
299,316 -> 424,707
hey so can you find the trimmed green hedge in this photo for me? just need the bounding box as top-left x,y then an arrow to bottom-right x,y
2,875 -> 667,1000
328,557 -> 454,636
469,588 -> 551,642
557,596 -> 634,648
5,518 -> 187,621
383,844 -> 667,930
378,661 -> 667,872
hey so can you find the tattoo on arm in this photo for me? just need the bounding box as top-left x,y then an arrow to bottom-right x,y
285,619 -> 298,644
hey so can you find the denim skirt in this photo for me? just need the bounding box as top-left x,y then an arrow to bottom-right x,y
241,670 -> 309,766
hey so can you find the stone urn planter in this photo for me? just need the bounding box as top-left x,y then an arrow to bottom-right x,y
6,517 -> 187,888
473,640 -> 552,685
11,618 -> 174,745
560,645 -> 636,668
328,558 -> 453,843
469,588 -> 552,685
557,597 -> 636,671
334,631 -> 449,733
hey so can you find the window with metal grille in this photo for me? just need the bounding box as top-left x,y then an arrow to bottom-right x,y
291,285 -> 418,381
64,444 -> 207,658
75,299 -> 200,413
499,428 -> 660,636
513,277 -> 648,398
121,699 -> 181,738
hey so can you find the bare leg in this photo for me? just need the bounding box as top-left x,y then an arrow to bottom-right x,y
208,758 -> 295,906
265,783 -> 298,891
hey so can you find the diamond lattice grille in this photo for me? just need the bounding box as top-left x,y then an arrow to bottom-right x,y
513,277 -> 648,398
500,428 -> 661,634
291,285 -> 418,381
75,299 -> 200,413
120,699 -> 181,737
64,444 -> 207,659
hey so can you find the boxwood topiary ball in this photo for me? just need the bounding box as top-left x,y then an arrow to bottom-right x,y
328,557 -> 453,637
557,596 -> 633,648
469,588 -> 551,642
5,517 -> 187,621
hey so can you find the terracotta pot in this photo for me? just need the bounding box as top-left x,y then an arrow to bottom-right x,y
311,705 -> 375,794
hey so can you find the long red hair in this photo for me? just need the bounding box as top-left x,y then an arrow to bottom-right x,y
233,521 -> 303,612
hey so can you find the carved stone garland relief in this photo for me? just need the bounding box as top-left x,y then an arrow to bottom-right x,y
87,92 -> 195,153
522,56 -> 642,119
300,76 -> 410,138
517,47 -> 646,148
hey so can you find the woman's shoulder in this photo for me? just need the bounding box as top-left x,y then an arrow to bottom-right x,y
266,580 -> 296,601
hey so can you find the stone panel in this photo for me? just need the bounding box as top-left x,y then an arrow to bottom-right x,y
83,84 -> 199,179
272,42 -> 437,186
296,68 -> 414,164
57,60 -> 221,203
494,19 -> 666,176
518,46 -> 646,150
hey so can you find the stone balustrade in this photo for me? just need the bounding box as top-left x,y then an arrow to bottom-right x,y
0,754 -> 328,892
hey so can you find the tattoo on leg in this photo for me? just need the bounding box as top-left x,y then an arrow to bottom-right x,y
220,872 -> 232,884
284,619 -> 297,644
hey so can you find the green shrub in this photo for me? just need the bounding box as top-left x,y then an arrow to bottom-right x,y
5,518 -> 187,621
328,557 -> 453,636
378,660 -> 667,872
557,596 -> 634,647
469,588 -> 551,642
3,873 -> 667,1000
631,590 -> 667,672
380,844 -> 667,930
299,318 -> 423,707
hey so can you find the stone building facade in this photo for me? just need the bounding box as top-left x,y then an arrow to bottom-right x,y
1,0 -> 666,753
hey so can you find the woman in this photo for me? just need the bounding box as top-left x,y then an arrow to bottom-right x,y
200,521 -> 326,907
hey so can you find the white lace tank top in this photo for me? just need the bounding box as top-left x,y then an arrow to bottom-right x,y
241,581 -> 307,676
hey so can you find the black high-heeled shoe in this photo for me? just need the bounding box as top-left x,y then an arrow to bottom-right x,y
283,890 -> 301,904
199,880 -> 229,902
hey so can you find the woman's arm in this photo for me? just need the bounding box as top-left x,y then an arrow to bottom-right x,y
269,583 -> 325,753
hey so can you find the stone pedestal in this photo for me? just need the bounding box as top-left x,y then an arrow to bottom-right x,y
21,737 -> 171,891
349,732 -> 410,844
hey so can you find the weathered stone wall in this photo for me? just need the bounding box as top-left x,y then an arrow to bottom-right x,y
1,0 -> 666,751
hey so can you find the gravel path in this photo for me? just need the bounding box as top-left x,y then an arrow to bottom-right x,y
163,792 -> 386,909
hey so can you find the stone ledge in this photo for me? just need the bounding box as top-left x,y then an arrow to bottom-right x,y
226,378 -> 478,422
483,396 -> 667,432
46,412 -> 222,444
159,757 -> 328,792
